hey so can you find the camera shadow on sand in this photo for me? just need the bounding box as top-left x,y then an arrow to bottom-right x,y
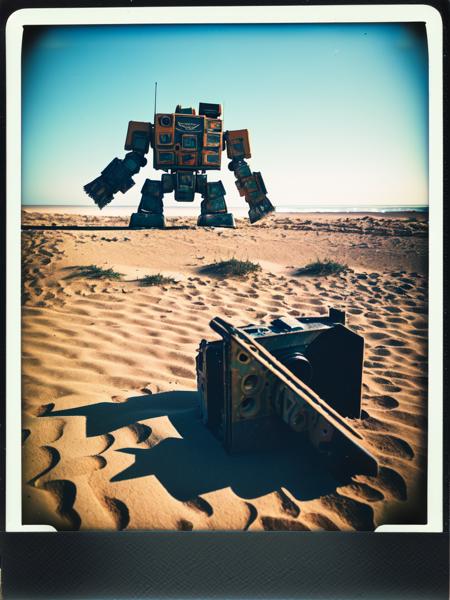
50,390 -> 341,502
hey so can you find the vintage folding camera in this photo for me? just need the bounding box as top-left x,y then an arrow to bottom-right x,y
196,308 -> 378,477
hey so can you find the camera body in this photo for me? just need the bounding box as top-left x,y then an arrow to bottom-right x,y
196,308 -> 376,477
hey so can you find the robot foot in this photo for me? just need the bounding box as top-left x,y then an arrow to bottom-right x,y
129,212 -> 165,228
248,198 -> 275,224
197,213 -> 236,228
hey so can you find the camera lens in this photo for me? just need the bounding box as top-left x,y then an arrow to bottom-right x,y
287,354 -> 312,383
275,351 -> 313,384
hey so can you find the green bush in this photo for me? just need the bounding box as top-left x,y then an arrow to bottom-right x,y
64,265 -> 123,280
140,274 -> 177,286
295,259 -> 347,276
199,258 -> 261,278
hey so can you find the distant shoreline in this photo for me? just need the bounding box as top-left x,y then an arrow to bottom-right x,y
22,204 -> 429,218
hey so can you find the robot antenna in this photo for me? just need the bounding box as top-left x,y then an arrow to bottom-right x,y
154,82 -> 158,120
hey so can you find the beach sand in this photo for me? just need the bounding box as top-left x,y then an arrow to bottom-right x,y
21,209 -> 428,531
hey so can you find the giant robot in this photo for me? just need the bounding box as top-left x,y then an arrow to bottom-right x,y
84,102 -> 275,228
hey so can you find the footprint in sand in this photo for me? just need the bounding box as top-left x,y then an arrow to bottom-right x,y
361,466 -> 407,502
127,423 -> 152,444
41,480 -> 81,530
177,519 -> 194,531
302,513 -> 340,531
319,494 -> 375,531
372,347 -> 391,357
243,502 -> 258,530
364,360 -> 383,369
33,403 -> 55,417
103,496 -> 130,530
366,395 -> 399,410
26,445 -> 60,486
261,516 -> 310,531
365,432 -> 414,461
339,482 -> 384,503
275,489 -> 300,518
184,496 -> 214,517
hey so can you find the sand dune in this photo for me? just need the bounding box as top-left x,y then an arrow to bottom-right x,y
21,210 -> 428,530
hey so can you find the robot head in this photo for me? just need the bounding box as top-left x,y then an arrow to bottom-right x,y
175,105 -> 196,115
199,102 -> 222,118
174,103 -> 222,119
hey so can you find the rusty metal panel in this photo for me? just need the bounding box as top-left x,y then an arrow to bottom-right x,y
156,150 -> 175,165
203,131 -> 222,148
226,129 -> 251,159
201,149 -> 221,167
196,312 -> 378,478
174,114 -> 204,136
153,113 -> 176,169
206,118 -> 222,131
157,131 -> 174,146
178,152 -> 197,167
181,134 -> 198,150
124,121 -> 152,153
235,179 -> 246,197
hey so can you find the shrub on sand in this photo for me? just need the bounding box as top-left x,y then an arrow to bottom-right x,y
295,259 -> 347,277
64,265 -> 123,280
140,274 -> 177,286
199,258 -> 261,278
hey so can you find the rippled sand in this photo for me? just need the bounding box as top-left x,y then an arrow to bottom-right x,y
21,209 -> 428,531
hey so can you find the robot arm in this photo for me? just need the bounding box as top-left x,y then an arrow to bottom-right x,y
224,129 -> 275,223
84,121 -> 153,209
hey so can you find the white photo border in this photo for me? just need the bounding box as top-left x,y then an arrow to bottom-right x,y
6,4 -> 444,533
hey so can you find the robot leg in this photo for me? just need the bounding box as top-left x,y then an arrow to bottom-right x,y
197,180 -> 235,228
129,179 -> 165,228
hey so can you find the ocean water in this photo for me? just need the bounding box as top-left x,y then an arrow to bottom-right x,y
24,204 -> 428,217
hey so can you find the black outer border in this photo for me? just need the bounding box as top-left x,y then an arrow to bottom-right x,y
0,1 -> 448,598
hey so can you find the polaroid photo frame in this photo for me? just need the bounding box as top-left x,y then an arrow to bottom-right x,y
1,1 -> 448,598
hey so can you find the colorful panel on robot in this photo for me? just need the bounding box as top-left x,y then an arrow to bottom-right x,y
154,112 -> 223,170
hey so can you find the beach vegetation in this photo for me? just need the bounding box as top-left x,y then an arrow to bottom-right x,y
140,274 -> 177,286
199,258 -> 261,278
295,259 -> 347,276
64,265 -> 123,280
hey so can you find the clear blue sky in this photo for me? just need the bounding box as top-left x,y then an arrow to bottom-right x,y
22,23 -> 428,209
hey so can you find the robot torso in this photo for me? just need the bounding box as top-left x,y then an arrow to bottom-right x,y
153,103 -> 223,172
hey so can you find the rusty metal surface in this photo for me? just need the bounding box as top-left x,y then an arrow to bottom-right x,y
198,315 -> 378,477
124,120 -> 152,152
153,112 -> 223,171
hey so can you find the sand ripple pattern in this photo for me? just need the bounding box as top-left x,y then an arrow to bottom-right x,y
21,213 -> 428,530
